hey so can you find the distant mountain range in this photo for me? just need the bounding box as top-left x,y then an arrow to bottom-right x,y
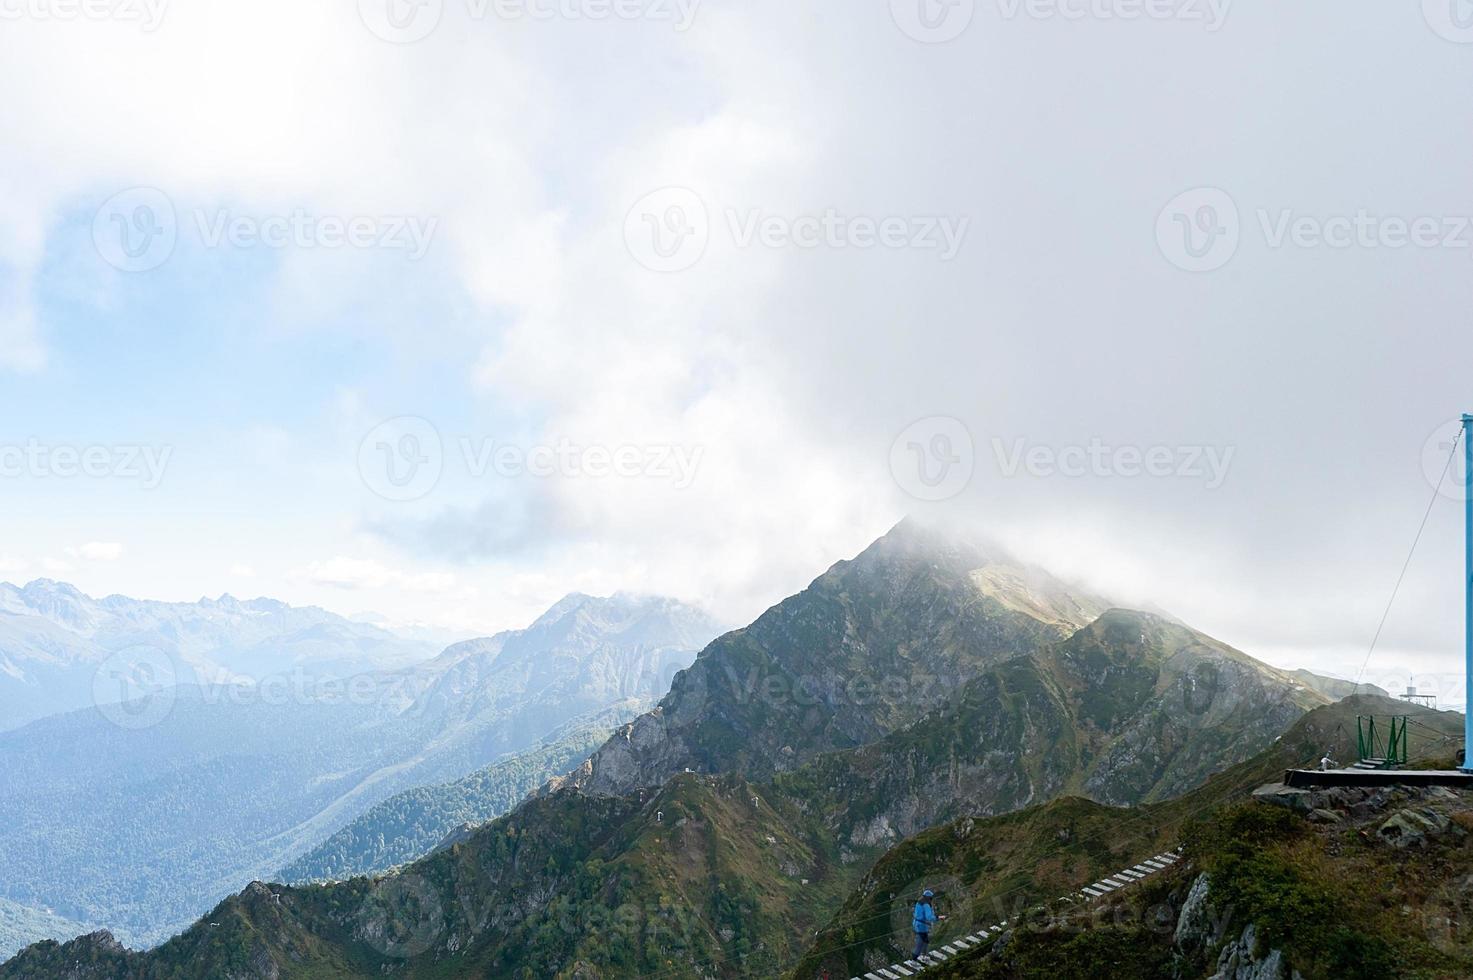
0,520 -> 1393,978
0,589 -> 723,950
279,705 -> 642,885
0,580 -> 441,732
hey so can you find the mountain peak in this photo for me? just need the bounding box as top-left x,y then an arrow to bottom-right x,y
531,592 -> 598,627
20,578 -> 84,597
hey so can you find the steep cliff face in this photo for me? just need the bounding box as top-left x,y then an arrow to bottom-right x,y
769,608 -> 1326,858
563,520 -> 1110,797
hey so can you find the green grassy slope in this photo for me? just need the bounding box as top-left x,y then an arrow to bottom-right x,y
2,615 -> 1346,980
790,695 -> 1464,979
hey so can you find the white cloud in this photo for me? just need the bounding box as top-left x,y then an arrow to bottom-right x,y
41,558 -> 74,574
67,542 -> 124,561
3,1 -> 1472,675
292,557 -> 455,594
229,564 -> 257,578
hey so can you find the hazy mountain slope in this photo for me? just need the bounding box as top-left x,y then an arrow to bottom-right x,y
279,703 -> 645,885
6,610 -> 1342,977
567,519 -> 1111,796
0,899 -> 90,963
791,694 -> 1462,979
0,691 -> 414,947
750,607 -> 1325,858
0,580 -> 440,731
0,593 -> 720,949
1287,667 -> 1389,701
393,593 -> 723,786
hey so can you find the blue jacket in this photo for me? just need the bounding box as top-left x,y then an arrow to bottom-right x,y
912,900 -> 937,934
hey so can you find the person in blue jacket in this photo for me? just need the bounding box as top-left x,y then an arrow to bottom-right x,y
912,889 -> 944,958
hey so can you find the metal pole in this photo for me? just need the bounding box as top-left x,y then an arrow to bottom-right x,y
1464,414 -> 1473,771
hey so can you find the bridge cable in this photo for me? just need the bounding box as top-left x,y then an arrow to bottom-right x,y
1353,427 -> 1463,695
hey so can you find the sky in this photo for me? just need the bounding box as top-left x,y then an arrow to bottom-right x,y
1,0 -> 1471,702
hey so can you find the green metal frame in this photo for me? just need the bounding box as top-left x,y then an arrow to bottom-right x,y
1357,715 -> 1408,767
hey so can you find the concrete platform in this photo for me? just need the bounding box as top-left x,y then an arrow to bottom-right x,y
1283,768 -> 1473,789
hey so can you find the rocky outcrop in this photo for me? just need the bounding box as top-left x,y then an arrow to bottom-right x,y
1174,875 -> 1301,980
1209,922 -> 1296,980
1375,798 -> 1468,849
1174,873 -> 1222,950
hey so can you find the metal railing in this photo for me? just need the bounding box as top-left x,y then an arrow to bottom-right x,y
1356,715 -> 1408,767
